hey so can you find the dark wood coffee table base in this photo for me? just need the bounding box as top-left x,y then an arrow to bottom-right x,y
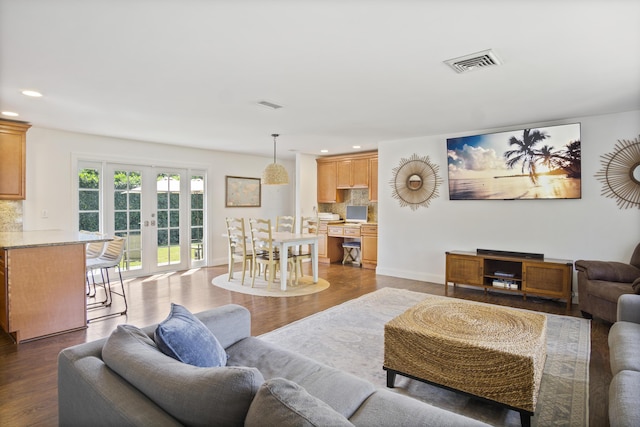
384,367 -> 533,427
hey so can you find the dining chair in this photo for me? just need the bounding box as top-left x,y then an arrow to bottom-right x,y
291,216 -> 319,283
249,218 -> 294,289
275,215 -> 296,233
86,236 -> 128,322
225,217 -> 254,285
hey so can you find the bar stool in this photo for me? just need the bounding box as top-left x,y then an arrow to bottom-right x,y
342,241 -> 361,266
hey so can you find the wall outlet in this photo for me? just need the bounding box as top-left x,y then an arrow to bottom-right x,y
41,209 -> 48,218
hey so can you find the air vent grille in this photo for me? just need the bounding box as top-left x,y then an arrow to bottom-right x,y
444,49 -> 502,73
258,100 -> 283,110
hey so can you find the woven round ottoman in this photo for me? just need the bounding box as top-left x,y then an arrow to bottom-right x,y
383,298 -> 547,427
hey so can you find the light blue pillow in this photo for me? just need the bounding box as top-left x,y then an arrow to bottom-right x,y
154,303 -> 228,367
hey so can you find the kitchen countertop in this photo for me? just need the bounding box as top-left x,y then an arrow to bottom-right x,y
0,230 -> 110,249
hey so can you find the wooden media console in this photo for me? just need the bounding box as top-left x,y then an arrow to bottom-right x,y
445,250 -> 573,309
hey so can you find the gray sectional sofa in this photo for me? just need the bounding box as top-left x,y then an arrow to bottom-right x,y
608,294 -> 640,426
58,304 -> 490,426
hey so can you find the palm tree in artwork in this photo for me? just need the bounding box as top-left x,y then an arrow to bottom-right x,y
556,140 -> 581,178
536,145 -> 558,171
504,129 -> 549,184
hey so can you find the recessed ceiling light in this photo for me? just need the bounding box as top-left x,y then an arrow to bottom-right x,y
2,111 -> 19,117
22,90 -> 43,97
353,145 -> 361,149
320,149 -> 328,153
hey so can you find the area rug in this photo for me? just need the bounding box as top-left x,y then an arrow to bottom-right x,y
260,287 -> 590,427
211,271 -> 329,297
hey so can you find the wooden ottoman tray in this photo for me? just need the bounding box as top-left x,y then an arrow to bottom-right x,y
384,298 -> 547,426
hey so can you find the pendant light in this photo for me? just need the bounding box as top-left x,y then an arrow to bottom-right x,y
262,133 -> 289,185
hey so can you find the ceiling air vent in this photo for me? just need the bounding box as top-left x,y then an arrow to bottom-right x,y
444,49 -> 502,73
258,100 -> 283,110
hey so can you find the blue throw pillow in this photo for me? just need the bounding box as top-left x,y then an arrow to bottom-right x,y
154,303 -> 228,367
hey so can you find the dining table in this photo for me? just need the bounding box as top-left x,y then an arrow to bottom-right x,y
271,231 -> 319,291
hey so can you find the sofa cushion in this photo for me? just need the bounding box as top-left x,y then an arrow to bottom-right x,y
103,324 -> 264,427
154,303 -> 227,367
608,321 -> 640,375
226,336 -> 376,419
245,378 -> 354,427
349,388 -> 491,427
609,370 -> 640,427
632,277 -> 640,294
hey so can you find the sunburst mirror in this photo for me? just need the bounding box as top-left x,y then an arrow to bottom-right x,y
390,153 -> 442,210
595,135 -> 640,209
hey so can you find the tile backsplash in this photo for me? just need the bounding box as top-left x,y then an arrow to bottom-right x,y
319,188 -> 377,222
0,200 -> 23,231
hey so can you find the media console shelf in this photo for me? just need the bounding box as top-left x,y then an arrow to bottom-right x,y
445,251 -> 573,309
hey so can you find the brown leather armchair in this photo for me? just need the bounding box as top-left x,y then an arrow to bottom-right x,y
575,243 -> 640,323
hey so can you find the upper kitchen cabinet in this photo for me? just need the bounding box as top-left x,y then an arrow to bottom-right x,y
317,151 -> 377,203
0,120 -> 30,200
317,160 -> 344,203
369,156 -> 378,202
337,158 -> 369,189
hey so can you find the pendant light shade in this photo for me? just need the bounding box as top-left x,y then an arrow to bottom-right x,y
262,134 -> 289,185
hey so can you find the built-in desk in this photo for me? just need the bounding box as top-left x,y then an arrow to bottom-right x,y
0,230 -> 109,343
318,222 -> 378,269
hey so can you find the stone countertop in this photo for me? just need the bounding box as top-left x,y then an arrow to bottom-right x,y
0,230 -> 111,249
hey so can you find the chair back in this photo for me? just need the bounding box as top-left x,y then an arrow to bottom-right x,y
300,216 -> 319,235
276,215 -> 296,233
85,241 -> 105,259
297,216 -> 319,257
226,218 -> 250,257
81,230 -> 106,259
631,242 -> 640,269
249,218 -> 276,260
98,236 -> 126,267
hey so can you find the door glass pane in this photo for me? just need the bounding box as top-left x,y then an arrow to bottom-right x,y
78,166 -> 100,232
114,170 -> 142,272
190,175 -> 205,262
157,173 -> 180,266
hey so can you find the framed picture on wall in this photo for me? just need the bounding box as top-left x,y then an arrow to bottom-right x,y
225,176 -> 261,207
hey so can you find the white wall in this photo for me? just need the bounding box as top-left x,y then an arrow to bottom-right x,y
23,127 -> 294,266
21,110 -> 640,293
295,152 -> 319,223
377,110 -> 640,298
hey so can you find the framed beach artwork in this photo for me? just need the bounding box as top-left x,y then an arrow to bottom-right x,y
225,176 -> 261,207
446,123 -> 581,200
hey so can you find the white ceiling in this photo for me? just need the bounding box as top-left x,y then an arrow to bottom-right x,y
1,0 -> 639,160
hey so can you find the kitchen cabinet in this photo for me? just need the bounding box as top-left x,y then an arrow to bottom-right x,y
0,119 -> 30,200
337,158 -> 369,189
368,157 -> 378,202
0,231 -> 110,343
317,161 -> 344,203
360,223 -> 378,270
317,151 -> 377,203
317,222 -> 343,264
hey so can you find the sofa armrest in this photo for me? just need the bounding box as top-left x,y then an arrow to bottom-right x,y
58,351 -> 180,427
195,304 -> 252,348
575,260 -> 640,283
617,294 -> 640,324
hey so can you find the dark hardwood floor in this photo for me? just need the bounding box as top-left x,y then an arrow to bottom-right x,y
0,263 -> 611,426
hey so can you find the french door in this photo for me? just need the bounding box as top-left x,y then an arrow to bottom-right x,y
105,164 -> 191,276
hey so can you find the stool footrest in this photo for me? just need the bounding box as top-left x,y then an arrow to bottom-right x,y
342,242 -> 361,248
